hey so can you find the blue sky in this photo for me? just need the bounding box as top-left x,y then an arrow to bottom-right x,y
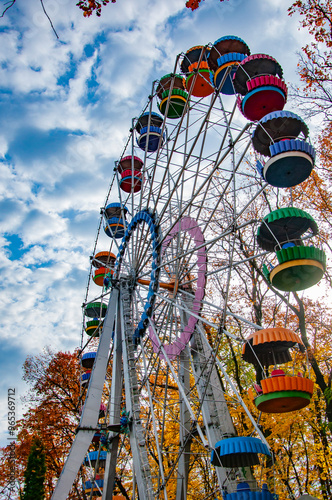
0,0 -> 311,446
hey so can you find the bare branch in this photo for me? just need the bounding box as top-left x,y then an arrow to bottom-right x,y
0,0 -> 16,17
39,0 -> 59,39
1,0 -> 59,39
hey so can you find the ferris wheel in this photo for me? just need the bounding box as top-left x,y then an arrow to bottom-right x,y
51,35 -> 322,500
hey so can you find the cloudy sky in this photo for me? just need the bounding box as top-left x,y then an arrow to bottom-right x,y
0,0 -> 312,445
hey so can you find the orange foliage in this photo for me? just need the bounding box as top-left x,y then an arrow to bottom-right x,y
0,348 -> 81,499
77,0 -> 115,17
288,1 -> 332,99
185,0 -> 228,10
289,1 -> 332,47
185,0 -> 203,10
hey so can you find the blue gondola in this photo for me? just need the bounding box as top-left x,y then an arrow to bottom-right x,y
212,437 -> 277,499
83,479 -> 104,496
224,483 -> 277,499
136,112 -> 164,152
207,36 -> 250,94
84,450 -> 107,467
103,203 -> 128,239
81,352 -> 96,370
252,111 -> 314,187
81,371 -> 91,385
211,436 -> 270,468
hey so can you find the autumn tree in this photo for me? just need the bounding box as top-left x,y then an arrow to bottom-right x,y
288,1 -> 332,179
1,271 -> 331,500
0,348 -> 82,500
288,0 -> 332,115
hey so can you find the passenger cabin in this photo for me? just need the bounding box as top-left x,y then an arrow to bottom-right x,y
257,207 -> 325,291
180,46 -> 214,98
252,111 -> 315,188
207,35 -> 250,95
156,74 -> 188,119
243,328 -> 314,413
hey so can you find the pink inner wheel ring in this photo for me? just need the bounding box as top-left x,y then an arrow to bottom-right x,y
149,216 -> 207,360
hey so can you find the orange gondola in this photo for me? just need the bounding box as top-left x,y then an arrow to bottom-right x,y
243,328 -> 314,413
242,327 -> 303,366
91,252 -> 116,285
92,254 -> 114,287
256,373 -> 314,413
93,267 -> 110,286
181,46 -> 214,98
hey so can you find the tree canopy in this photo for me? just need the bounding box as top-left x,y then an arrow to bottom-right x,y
0,349 -> 81,499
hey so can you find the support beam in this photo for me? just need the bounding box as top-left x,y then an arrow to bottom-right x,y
103,298 -> 123,499
51,289 -> 118,500
176,347 -> 191,500
120,279 -> 154,500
